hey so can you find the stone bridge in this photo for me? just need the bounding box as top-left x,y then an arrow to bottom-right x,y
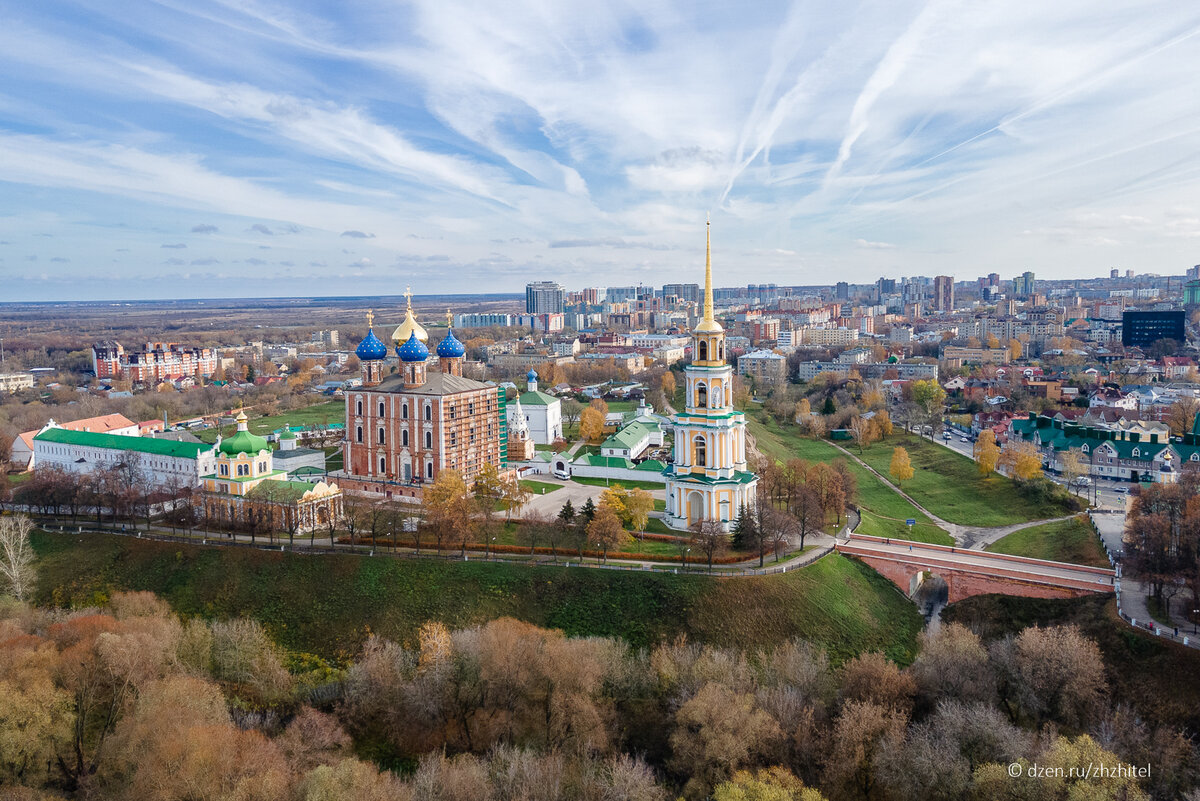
836,533 -> 1116,603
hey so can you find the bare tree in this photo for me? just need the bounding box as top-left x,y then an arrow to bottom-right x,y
0,514 -> 36,601
689,518 -> 729,571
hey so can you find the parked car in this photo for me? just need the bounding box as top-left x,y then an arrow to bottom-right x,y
1071,476 -> 1092,487
552,468 -> 570,480
1113,486 -> 1129,494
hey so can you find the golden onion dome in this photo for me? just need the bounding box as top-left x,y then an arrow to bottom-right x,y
391,307 -> 428,344
391,288 -> 428,344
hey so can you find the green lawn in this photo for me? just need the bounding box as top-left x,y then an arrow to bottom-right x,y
198,399 -> 345,443
855,432 -> 1073,527
519,480 -> 561,495
570,476 -> 666,490
30,531 -> 922,664
984,515 -> 1109,567
856,510 -> 955,546
748,414 -> 951,540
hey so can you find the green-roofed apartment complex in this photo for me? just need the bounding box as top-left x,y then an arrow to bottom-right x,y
1008,412 -> 1200,483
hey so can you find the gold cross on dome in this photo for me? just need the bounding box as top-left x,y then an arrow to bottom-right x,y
404,286 -> 413,307
366,309 -> 374,328
446,308 -> 453,327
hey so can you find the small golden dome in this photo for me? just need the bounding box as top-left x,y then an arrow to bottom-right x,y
694,318 -> 724,334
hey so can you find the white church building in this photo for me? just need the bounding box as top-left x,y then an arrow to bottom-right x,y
507,369 -> 563,445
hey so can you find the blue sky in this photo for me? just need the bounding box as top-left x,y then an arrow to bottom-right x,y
2,0 -> 1199,301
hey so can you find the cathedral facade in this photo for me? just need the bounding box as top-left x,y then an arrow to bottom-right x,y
663,224 -> 758,530
339,297 -> 503,500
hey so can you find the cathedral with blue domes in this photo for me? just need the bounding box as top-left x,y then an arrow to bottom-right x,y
337,291 -> 504,500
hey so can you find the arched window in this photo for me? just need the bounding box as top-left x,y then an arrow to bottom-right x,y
426,462 -> 433,479
378,427 -> 385,445
698,340 -> 708,361
402,430 -> 409,447
379,455 -> 386,472
356,399 -> 363,416
355,426 -> 363,443
425,431 -> 432,449
697,382 -> 707,408
402,403 -> 409,419
378,401 -> 385,416
694,435 -> 707,467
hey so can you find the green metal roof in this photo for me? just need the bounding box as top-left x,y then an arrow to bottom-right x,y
519,390 -> 558,406
573,453 -> 635,469
634,459 -> 667,471
219,428 -> 271,456
34,427 -> 210,459
247,480 -> 331,502
602,420 -> 656,451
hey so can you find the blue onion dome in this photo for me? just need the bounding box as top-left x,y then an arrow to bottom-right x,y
356,327 -> 388,361
397,330 -> 430,362
437,326 -> 466,358
527,369 -> 538,382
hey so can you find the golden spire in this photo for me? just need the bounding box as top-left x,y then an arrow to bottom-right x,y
365,309 -> 374,329
704,215 -> 713,322
694,216 -> 723,334
404,286 -> 413,309
446,308 -> 453,327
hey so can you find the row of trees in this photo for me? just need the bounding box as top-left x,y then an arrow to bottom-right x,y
2,579 -> 1187,801
1125,476 -> 1200,625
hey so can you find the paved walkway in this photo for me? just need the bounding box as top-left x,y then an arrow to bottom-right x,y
1090,510 -> 1200,648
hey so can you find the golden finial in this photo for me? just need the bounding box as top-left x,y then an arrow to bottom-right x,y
404,286 -> 413,309
446,308 -> 454,327
365,309 -> 374,329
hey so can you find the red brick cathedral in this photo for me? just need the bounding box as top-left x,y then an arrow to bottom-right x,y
339,297 -> 502,500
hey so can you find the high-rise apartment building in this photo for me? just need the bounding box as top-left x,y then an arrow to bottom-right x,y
662,283 -> 701,304
525,281 -> 565,314
835,281 -> 849,299
933,275 -> 954,311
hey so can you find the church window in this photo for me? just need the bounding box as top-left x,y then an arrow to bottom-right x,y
402,403 -> 409,419
426,462 -> 433,479
220,464 -> 228,476
697,382 -> 707,408
402,430 -> 409,447
378,428 -> 385,445
698,341 -> 708,361
355,426 -> 363,443
379,401 -> 385,416
694,435 -> 707,467
425,404 -> 432,421
425,431 -> 432,449
379,455 -> 386,472
356,399 -> 362,416
1132,448 -> 1140,457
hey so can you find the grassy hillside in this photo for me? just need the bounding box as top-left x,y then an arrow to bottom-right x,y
856,432 -> 1071,526
31,531 -> 923,665
985,515 -> 1109,567
749,414 -> 951,543
944,594 -> 1200,733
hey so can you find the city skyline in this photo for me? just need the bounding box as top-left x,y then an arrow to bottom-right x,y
2,1 -> 1200,301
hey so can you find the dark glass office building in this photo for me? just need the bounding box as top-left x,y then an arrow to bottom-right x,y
1122,310 -> 1185,348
